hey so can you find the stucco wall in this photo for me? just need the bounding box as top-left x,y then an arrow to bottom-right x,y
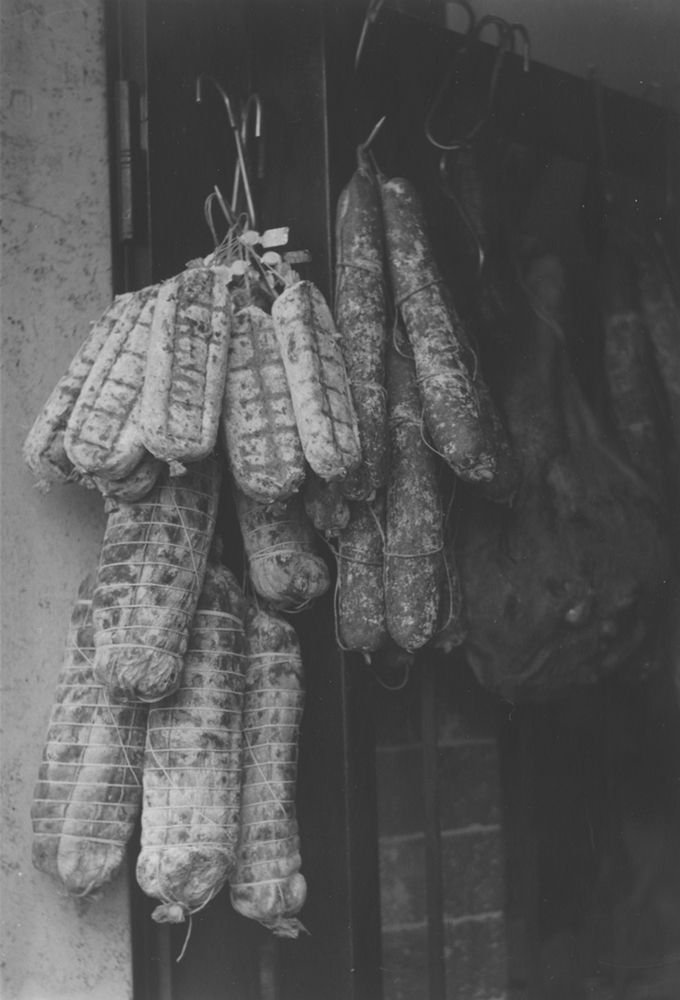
1,2 -> 133,998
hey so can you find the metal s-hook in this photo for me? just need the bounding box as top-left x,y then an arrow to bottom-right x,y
195,74 -> 258,229
425,13 -> 530,151
439,150 -> 486,277
509,23 -> 531,73
355,0 -> 386,72
424,1 -> 477,150
231,93 -> 264,227
474,15 -> 514,115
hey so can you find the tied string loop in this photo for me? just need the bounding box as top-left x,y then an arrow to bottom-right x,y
336,257 -> 383,277
328,501 -> 387,658
192,609 -> 243,626
347,379 -> 388,405
143,730 -> 240,839
335,549 -> 382,568
248,542 -> 315,563
73,645 -> 144,787
395,276 -> 443,310
241,717 -> 294,825
247,652 -> 303,664
384,542 -> 445,561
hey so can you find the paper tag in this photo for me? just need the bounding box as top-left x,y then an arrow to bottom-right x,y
261,227 -> 290,248
261,251 -> 282,266
284,250 -> 312,264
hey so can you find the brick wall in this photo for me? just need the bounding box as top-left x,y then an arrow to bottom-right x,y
374,654 -> 509,1000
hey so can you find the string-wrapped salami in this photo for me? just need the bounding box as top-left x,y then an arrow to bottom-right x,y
336,492 -> 388,654
334,152 -> 389,500
136,562 -> 247,923
222,304 -> 306,504
271,280 -> 362,482
303,469 -> 351,537
234,485 -> 330,610
380,176 -> 502,485
23,292 -> 134,490
31,574 -> 147,896
92,455 -> 221,703
139,266 -> 233,469
64,285 -> 159,480
229,606 -> 307,938
384,342 -> 444,651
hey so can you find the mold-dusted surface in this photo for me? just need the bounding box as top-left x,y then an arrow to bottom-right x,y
1,2 -> 134,997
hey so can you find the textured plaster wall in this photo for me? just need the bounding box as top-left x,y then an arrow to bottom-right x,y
1,2 -> 133,998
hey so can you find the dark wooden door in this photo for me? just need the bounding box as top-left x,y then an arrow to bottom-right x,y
105,4 -> 382,998
105,4 -> 679,998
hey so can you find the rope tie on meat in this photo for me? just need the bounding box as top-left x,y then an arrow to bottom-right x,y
72,645 -> 144,785
394,277 -> 443,309
248,542 -> 317,563
48,832 -> 135,847
103,511 -> 214,528
435,483 -> 465,640
146,728 -> 240,744
240,701 -> 298,825
237,790 -> 296,804
142,824 -> 239,841
98,550 -> 208,569
193,609 -> 243,626
33,802 -> 137,819
246,653 -> 302,663
336,256 -> 383,277
335,548 -> 383,568
229,874 -> 298,890
384,542 -> 444,560
347,378 -> 388,405
328,498 -> 385,658
150,858 -> 226,959
95,588 -> 203,611
240,741 -> 301,754
144,734 -> 241,840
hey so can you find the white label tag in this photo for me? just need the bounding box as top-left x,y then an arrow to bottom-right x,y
284,249 -> 312,264
261,227 -> 290,248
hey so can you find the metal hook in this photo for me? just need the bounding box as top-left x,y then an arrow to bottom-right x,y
231,93 -> 264,227
355,0 -> 386,72
508,23 -> 531,73
446,0 -> 476,37
439,150 -> 486,278
359,115 -> 386,154
424,1 -> 477,150
474,16 -> 515,114
425,14 -> 530,151
195,74 -> 258,229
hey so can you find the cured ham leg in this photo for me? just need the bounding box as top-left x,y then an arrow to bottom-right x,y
457,251 -> 671,699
